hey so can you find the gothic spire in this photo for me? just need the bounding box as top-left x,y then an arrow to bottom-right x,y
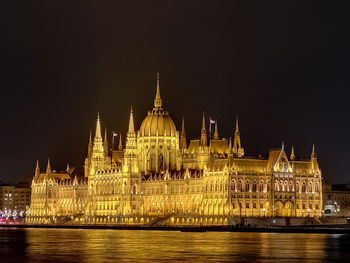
201,113 -> 206,132
35,160 -> 40,177
46,159 -> 51,174
128,106 -> 135,136
233,115 -> 244,157
311,144 -> 319,171
87,130 -> 93,159
180,117 -> 187,150
311,144 -> 316,159
235,115 -> 239,133
200,113 -> 207,146
103,128 -> 108,156
290,145 -> 295,160
95,112 -> 102,139
154,73 -> 162,108
233,116 -> 241,150
213,120 -> 219,140
118,133 -> 123,151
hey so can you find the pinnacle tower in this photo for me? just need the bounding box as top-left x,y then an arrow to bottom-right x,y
95,112 -> 102,139
290,145 -> 295,161
233,116 -> 244,157
35,160 -> 40,177
46,159 -> 51,174
128,107 -> 135,136
213,121 -> 219,140
200,113 -> 207,146
118,133 -> 123,151
103,128 -> 108,156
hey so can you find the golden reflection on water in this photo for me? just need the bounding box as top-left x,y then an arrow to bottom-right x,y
1,228 -> 350,262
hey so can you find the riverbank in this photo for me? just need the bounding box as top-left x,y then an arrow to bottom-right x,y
1,223 -> 350,234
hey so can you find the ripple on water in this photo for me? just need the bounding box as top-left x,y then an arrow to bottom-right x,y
1,228 -> 350,263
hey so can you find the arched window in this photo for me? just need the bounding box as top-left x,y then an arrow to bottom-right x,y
238,180 -> 242,192
259,181 -> 264,192
309,182 -> 313,193
274,181 -> 278,191
267,181 -> 270,192
290,181 -> 294,192
150,153 -> 156,171
296,181 -> 300,193
231,180 -> 236,191
280,181 -> 284,192
246,180 -> 250,192
252,181 -> 257,192
285,181 -> 289,192
315,182 -> 319,192
302,182 -> 306,193
246,202 -> 250,209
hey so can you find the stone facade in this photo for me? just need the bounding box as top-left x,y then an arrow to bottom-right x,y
27,76 -> 322,225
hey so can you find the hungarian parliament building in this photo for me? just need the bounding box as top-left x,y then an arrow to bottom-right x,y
27,75 -> 323,226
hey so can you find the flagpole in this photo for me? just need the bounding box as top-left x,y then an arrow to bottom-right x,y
209,117 -> 212,139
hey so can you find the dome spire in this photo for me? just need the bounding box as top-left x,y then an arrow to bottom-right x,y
154,73 -> 162,108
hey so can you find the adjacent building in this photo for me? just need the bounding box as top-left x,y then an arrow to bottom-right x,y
0,182 -> 31,218
322,183 -> 350,217
27,75 -> 323,225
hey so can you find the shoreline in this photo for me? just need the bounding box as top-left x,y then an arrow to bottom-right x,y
1,224 -> 350,234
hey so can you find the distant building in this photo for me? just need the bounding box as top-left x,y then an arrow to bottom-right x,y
27,75 -> 323,225
0,182 -> 31,218
322,183 -> 350,217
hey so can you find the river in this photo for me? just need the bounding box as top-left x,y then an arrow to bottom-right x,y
1,228 -> 350,262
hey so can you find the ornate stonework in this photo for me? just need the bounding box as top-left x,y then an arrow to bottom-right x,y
27,75 -> 322,225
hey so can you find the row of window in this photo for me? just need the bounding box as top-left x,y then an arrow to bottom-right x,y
230,180 -> 320,193
232,202 -> 320,210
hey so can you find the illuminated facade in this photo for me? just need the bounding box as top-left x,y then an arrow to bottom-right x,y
27,75 -> 323,225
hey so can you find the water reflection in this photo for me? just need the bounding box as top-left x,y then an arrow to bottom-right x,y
1,228 -> 350,262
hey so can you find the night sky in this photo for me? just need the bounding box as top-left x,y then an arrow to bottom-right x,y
1,1 -> 349,184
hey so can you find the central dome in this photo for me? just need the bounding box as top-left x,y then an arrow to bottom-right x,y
139,108 -> 177,137
139,74 -> 177,137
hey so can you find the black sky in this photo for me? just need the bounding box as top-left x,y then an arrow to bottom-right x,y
1,1 -> 349,184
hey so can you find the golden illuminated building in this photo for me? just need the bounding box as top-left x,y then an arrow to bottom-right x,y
27,75 -> 323,225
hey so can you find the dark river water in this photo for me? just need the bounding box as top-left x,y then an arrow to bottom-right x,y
1,228 -> 350,263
